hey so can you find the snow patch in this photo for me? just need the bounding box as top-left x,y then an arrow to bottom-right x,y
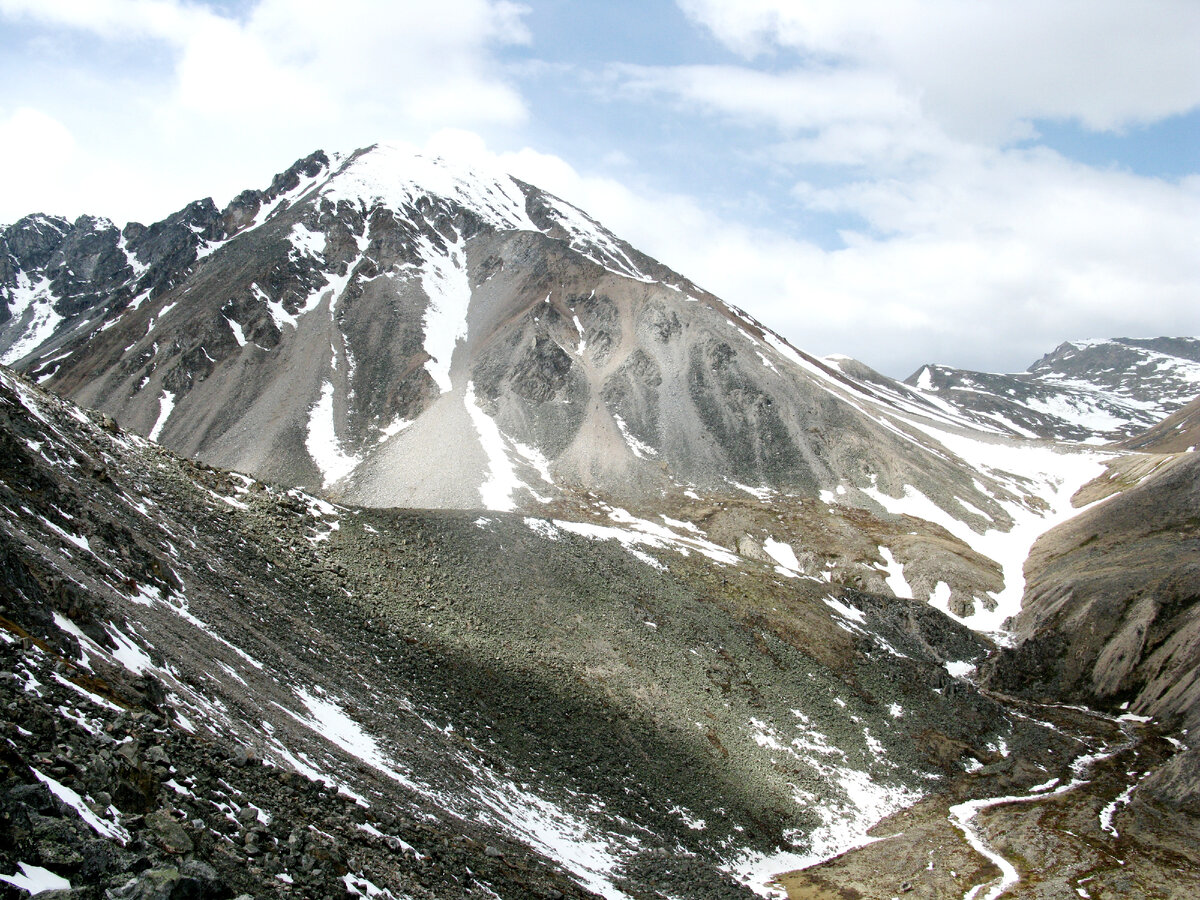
0,863 -> 71,894
464,382 -> 524,511
32,767 -> 129,842
613,414 -> 657,459
306,381 -> 361,488
877,546 -> 913,599
1,274 -> 61,365
418,235 -> 471,393
763,538 -> 800,574
148,390 -> 175,442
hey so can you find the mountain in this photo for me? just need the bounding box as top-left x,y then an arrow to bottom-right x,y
4,143 -> 1096,626
987,447 -> 1200,735
1118,394 -> 1200,454
905,337 -> 1200,443
4,145 -> 978,510
4,365 -> 1197,898
4,145 -> 1200,898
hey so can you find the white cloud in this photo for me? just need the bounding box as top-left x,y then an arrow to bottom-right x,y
677,0 -> 1200,138
614,64 -> 919,133
0,108 -> 78,223
0,0 -> 531,222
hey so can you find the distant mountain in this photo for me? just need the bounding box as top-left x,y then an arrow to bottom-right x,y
906,338 -> 1200,443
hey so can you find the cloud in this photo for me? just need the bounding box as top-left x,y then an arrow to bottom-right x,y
2,0 -> 530,128
614,63 -> 920,132
0,108 -> 79,222
677,0 -> 1200,138
0,0 -> 531,222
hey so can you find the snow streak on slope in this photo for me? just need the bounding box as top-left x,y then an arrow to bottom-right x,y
418,236 -> 471,393
464,382 -> 523,512
307,381 -> 362,488
2,274 -> 60,365
875,424 -> 1111,635
148,390 -> 175,442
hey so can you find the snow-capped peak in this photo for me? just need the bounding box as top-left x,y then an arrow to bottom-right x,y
321,142 -> 537,234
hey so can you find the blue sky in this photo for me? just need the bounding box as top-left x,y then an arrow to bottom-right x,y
1,0 -> 1197,377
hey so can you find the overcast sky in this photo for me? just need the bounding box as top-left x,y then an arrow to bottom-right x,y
1,0 -> 1197,377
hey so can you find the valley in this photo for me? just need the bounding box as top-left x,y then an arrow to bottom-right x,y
1,145 -> 1197,899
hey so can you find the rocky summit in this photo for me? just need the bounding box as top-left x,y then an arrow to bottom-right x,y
1,145 -> 1199,899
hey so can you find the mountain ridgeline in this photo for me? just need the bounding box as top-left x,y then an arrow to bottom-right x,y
3,144 -> 1005,517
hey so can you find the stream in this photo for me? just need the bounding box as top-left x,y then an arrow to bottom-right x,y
951,711 -> 1143,900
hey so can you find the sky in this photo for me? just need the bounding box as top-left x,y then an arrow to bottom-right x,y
1,0 -> 1197,377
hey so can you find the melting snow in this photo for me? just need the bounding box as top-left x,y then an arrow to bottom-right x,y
225,316 -> 247,347
877,547 -> 913,599
306,382 -> 362,488
289,222 -> 326,259
148,390 -> 176,442
32,767 -> 129,843
0,863 -> 71,894
469,769 -> 637,900
279,688 -> 420,793
464,382 -> 523,511
418,236 -> 471,393
1,274 -> 61,365
866,425 -> 1110,635
945,660 -> 978,679
733,718 -> 922,897
612,414 -> 657,459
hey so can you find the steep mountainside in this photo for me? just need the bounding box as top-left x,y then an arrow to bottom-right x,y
3,145 -> 1127,630
3,144 -> 1200,898
906,338 -> 1200,443
1118,394 -> 1200,454
987,448 -> 1200,735
0,365 -> 1088,899
7,145 -> 984,512
6,369 -> 1199,899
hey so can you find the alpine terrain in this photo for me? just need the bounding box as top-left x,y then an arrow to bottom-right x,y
1,144 -> 1197,899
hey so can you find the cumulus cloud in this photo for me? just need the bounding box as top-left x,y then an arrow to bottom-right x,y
0,0 -> 531,222
560,1 -> 1200,374
676,0 -> 1200,138
0,108 -> 79,222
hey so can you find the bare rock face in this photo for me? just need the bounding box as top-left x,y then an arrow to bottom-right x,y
1142,748 -> 1200,815
986,449 -> 1200,732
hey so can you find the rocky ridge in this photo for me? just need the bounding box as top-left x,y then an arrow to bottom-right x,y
906,337 -> 1200,443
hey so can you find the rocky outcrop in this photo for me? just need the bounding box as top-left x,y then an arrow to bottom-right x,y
985,449 -> 1200,732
